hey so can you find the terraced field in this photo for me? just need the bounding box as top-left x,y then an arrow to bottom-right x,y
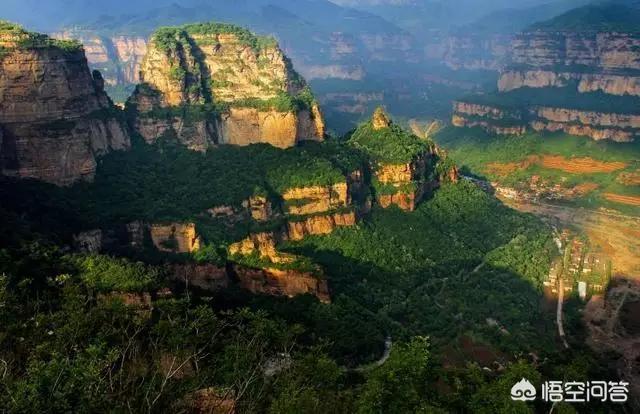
436,127 -> 640,215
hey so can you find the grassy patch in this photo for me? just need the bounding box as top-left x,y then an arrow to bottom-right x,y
436,127 -> 640,213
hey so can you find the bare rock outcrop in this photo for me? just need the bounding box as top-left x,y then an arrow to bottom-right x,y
128,23 -> 325,150
233,265 -> 331,304
452,100 -> 639,142
150,223 -> 202,253
0,24 -> 130,185
349,108 -> 454,211
53,30 -> 148,87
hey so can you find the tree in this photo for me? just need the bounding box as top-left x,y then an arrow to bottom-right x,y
356,337 -> 444,414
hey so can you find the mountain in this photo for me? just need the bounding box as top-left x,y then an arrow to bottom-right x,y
44,2 -> 426,133
0,21 -> 129,185
127,22 -> 325,150
1,15 -> 638,414
453,2 -> 640,142
530,2 -> 640,32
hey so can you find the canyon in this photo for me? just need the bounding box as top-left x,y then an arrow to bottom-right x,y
452,5 -> 640,142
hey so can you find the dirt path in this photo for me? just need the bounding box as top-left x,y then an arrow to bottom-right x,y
352,335 -> 393,373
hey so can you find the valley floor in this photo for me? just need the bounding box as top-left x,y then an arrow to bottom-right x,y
499,196 -> 640,279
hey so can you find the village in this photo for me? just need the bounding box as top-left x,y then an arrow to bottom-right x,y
544,229 -> 612,301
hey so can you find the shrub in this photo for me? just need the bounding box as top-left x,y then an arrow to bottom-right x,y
74,255 -> 162,293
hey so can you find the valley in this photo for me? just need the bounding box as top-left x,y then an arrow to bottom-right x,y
0,1 -> 639,412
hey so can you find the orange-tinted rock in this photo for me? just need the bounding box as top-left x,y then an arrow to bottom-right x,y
150,223 -> 202,253
378,191 -> 418,211
0,29 -> 130,185
287,211 -> 356,241
233,265 -> 330,304
372,106 -> 391,130
170,263 -> 229,291
282,183 -> 349,215
228,232 -> 290,264
129,25 -> 324,149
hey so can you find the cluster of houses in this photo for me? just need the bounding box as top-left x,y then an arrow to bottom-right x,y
544,230 -> 612,300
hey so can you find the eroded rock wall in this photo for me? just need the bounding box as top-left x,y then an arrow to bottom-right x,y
452,100 -> 639,142
128,25 -> 325,150
0,31 -> 130,185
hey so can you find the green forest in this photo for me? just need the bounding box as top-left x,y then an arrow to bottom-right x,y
0,130 -> 623,412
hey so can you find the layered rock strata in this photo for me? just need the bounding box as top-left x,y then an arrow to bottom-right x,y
0,25 -> 130,185
128,23 -> 325,150
53,30 -> 148,86
452,101 -> 639,142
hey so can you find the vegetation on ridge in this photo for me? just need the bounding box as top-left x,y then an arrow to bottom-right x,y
0,20 -> 81,53
152,22 -> 278,54
349,121 -> 432,166
529,4 -> 640,33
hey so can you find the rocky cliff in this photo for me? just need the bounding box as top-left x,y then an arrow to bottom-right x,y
510,31 -> 640,72
454,4 -> 640,142
0,22 -> 130,185
498,29 -> 640,98
452,101 -> 639,142
434,33 -> 511,71
127,23 -> 325,150
53,30 -> 148,87
350,108 -> 455,211
499,69 -> 640,96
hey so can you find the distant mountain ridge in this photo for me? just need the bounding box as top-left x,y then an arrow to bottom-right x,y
529,2 -> 640,32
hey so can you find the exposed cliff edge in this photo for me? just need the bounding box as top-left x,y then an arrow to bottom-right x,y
453,5 -> 640,142
0,22 -> 130,185
127,23 -> 325,150
452,100 -> 639,142
53,29 -> 148,87
350,107 -> 458,211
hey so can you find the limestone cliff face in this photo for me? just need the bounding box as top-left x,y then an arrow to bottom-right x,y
227,232 -> 332,303
111,36 -> 147,84
374,157 -> 428,212
150,223 -> 202,253
499,69 -> 640,96
511,31 -> 640,71
128,24 -> 325,150
53,30 -> 147,86
439,33 -> 511,71
233,265 -> 331,304
0,26 -> 130,185
282,183 -> 349,216
169,261 -> 330,303
287,211 -> 356,241
349,108 -> 453,212
498,29 -> 640,98
216,106 -> 323,149
170,263 -> 229,291
452,100 -> 639,142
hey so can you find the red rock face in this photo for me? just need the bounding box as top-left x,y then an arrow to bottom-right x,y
0,35 -> 130,185
233,264 -> 331,304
